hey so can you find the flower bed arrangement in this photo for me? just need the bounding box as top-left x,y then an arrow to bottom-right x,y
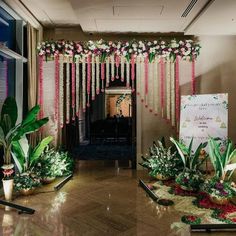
181,215 -> 201,225
139,138 -> 183,180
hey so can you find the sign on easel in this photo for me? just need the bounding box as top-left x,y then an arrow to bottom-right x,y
179,93 -> 228,150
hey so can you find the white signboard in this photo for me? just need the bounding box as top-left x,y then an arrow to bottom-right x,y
179,94 -> 228,150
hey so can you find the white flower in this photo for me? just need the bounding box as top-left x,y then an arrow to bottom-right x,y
154,40 -> 157,44
147,42 -> 152,46
129,49 -> 133,53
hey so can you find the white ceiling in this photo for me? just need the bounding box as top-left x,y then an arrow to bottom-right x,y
6,0 -> 236,35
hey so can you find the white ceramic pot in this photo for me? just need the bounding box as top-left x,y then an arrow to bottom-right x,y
2,179 -> 14,201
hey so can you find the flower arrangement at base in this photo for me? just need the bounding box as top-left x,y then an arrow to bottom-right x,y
36,148 -> 74,182
201,177 -> 236,205
181,215 -> 201,225
14,172 -> 41,193
139,138 -> 183,180
170,137 -> 207,191
176,168 -> 204,191
205,137 -> 236,204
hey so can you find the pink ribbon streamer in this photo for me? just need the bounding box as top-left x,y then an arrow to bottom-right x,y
160,58 -> 165,116
54,56 -> 59,122
115,55 -> 120,79
101,62 -> 105,92
192,56 -> 196,95
144,56 -> 149,95
131,55 -> 135,92
38,56 -> 44,119
71,62 -> 75,119
175,56 -> 180,124
4,60 -> 8,98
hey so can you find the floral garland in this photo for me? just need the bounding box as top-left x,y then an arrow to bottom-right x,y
91,54 -> 95,100
59,55 -> 64,127
38,38 -> 200,129
37,39 -> 200,61
54,55 -> 59,124
95,56 -> 100,94
105,56 -> 109,87
75,58 -> 80,116
66,60 -> 70,123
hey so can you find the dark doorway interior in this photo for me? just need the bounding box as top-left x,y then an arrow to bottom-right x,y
70,65 -> 136,168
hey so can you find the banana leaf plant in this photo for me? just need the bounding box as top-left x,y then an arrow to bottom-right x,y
0,97 -> 49,165
208,137 -> 236,181
170,137 -> 208,170
11,136 -> 53,174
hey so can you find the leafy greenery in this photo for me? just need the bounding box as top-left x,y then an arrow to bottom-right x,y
0,97 -> 49,166
11,136 -> 53,174
170,137 -> 207,170
170,137 -> 207,190
208,137 -> 236,181
36,148 -> 74,178
139,138 -> 183,179
14,171 -> 41,191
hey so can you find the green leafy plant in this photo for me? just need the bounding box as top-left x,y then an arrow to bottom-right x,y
11,136 -> 53,174
36,148 -> 74,178
139,138 -> 183,179
170,137 -> 207,190
0,97 -> 49,167
208,137 -> 236,181
170,137 -> 207,170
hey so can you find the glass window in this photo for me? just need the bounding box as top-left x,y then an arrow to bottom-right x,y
0,6 -> 16,51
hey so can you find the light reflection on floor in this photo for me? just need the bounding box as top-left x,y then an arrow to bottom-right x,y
0,160 -> 235,236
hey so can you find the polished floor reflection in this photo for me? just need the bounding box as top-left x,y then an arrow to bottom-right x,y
0,160 -> 235,236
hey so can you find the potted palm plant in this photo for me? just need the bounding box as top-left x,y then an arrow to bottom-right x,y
202,138 -> 236,205
139,138 -> 183,180
12,135 -> 53,195
0,97 -> 49,200
170,137 -> 207,191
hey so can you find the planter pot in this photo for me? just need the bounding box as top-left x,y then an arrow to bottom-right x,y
209,195 -> 229,205
156,174 -> 171,181
41,176 -> 56,184
20,188 -> 36,196
2,179 -> 14,201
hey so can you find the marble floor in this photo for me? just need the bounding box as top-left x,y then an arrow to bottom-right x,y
0,160 -> 235,236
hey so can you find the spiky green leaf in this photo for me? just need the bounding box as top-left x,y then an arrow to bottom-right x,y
30,136 -> 53,167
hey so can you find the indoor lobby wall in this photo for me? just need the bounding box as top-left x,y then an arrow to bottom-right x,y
181,35 -> 236,144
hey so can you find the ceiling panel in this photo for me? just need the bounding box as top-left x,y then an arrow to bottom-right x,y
185,0 -> 236,35
14,0 -> 236,35
95,19 -> 185,33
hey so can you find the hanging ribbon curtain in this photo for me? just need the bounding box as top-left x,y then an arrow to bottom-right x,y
37,39 -> 200,129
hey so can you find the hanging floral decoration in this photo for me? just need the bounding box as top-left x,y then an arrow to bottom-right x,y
37,39 -> 200,128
